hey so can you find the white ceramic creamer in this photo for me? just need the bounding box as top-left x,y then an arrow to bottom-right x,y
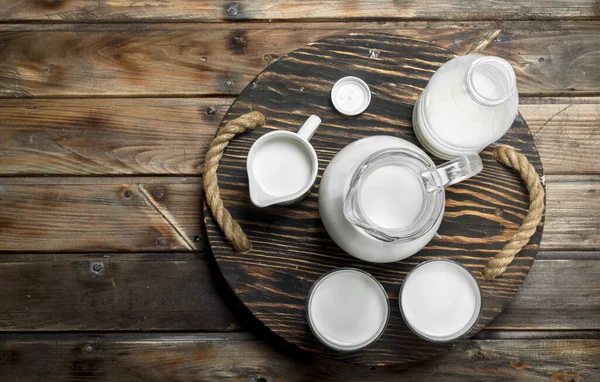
247,115 -> 321,207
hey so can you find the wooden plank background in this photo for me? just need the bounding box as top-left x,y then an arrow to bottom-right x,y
0,1 -> 599,380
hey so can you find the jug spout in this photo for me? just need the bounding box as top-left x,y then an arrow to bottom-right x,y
248,175 -> 280,208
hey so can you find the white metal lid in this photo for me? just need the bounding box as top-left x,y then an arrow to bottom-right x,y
331,76 -> 371,116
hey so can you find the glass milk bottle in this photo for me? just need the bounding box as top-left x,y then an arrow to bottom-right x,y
413,54 -> 518,159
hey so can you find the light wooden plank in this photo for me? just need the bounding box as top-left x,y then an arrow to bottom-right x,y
0,98 -> 231,175
0,176 -> 596,252
1,21 -> 599,97
0,0 -> 597,22
0,333 -> 598,380
543,175 -> 600,250
520,103 -> 600,174
0,181 -> 201,252
153,176 -> 600,252
0,257 -> 596,332
1,98 -> 598,176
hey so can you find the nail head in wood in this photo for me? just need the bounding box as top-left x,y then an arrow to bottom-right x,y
227,3 -> 238,16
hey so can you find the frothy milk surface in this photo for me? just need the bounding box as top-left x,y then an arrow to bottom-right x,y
359,165 -> 424,229
252,136 -> 313,196
309,270 -> 388,348
401,261 -> 480,339
471,70 -> 504,100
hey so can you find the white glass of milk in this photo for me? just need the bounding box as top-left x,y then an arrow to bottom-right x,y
306,268 -> 389,351
412,54 -> 519,159
400,260 -> 482,342
343,147 -> 482,245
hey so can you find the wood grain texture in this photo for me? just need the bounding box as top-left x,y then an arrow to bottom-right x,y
0,257 -> 596,332
206,33 -> 545,365
0,333 -> 598,381
485,259 -> 600,330
0,176 -> 596,252
0,253 -> 240,332
1,21 -> 600,97
0,97 -> 599,176
1,0 -> 598,22
0,181 -> 202,252
0,98 -> 231,175
544,176 -> 600,250
519,103 -> 600,174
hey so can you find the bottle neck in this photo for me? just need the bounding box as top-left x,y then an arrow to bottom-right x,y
466,56 -> 516,107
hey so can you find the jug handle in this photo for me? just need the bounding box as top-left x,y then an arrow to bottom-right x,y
297,115 -> 321,141
432,154 -> 483,188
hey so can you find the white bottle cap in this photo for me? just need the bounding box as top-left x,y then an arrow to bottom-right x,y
331,76 -> 371,116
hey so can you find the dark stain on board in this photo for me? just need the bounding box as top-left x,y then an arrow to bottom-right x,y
227,30 -> 249,55
0,349 -> 21,364
40,0 -> 69,10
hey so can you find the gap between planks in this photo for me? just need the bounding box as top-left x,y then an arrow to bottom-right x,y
0,331 -> 597,342
0,252 -> 597,262
0,174 -> 595,185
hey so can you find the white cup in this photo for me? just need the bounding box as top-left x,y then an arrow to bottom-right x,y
306,268 -> 389,351
247,115 -> 321,208
400,259 -> 482,342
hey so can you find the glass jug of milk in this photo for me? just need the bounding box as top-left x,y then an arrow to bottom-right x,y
319,136 -> 483,263
412,54 -> 518,159
344,147 -> 482,243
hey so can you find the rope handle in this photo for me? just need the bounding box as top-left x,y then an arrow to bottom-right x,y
203,111 -> 266,254
204,113 -> 545,279
481,145 -> 545,280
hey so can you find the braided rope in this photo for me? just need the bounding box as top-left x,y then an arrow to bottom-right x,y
203,111 -> 266,253
482,145 -> 545,280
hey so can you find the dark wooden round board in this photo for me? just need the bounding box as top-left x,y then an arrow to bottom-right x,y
205,33 -> 545,366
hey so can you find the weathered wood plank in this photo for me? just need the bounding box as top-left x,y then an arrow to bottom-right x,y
1,98 -> 598,176
0,333 -> 598,381
486,259 -> 600,330
544,175 -> 600,250
0,98 -> 231,175
0,254 -> 240,332
173,175 -> 600,252
1,21 -> 599,97
0,257 -> 596,332
520,103 -> 600,174
0,181 -> 202,252
0,176 -> 597,252
1,0 -> 598,22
